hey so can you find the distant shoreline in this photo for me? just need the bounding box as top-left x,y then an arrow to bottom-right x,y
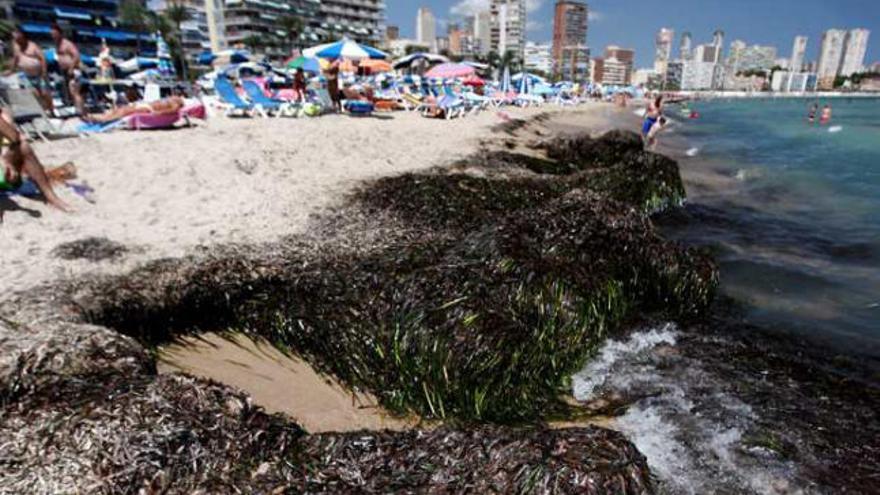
670,90 -> 880,99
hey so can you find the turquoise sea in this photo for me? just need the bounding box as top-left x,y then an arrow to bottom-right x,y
661,97 -> 880,362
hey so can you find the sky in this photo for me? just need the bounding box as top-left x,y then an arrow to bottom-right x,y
385,0 -> 880,68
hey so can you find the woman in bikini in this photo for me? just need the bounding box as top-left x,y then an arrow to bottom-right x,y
0,107 -> 73,212
642,94 -> 664,148
82,96 -> 185,124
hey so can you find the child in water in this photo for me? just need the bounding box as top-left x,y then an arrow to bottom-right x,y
808,103 -> 818,123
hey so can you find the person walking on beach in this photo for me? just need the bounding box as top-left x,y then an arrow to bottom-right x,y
325,60 -> 342,113
7,27 -> 53,112
820,104 -> 832,125
50,23 -> 86,116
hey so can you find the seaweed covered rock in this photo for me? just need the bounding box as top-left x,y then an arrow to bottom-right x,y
0,373 -> 653,493
0,318 -> 149,403
82,183 -> 715,422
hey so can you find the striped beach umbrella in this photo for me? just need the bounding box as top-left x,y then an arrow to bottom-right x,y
288,56 -> 321,73
501,66 -> 511,93
303,37 -> 388,61
155,32 -> 175,77
425,63 -> 475,79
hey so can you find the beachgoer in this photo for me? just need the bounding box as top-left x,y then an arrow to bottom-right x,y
808,103 -> 818,123
0,107 -> 72,212
293,68 -> 307,102
820,104 -> 832,125
642,94 -> 664,147
83,96 -> 185,123
325,60 -> 342,113
7,26 -> 53,112
51,23 -> 86,116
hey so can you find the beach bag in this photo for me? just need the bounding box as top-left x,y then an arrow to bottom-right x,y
346,101 -> 374,115
303,103 -> 321,117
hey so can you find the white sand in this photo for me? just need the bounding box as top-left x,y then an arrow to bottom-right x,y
1,107 -> 585,293
158,332 -> 417,433
2,104 -> 619,429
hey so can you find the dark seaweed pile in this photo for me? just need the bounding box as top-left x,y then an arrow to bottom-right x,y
0,372 -> 652,493
82,131 -> 717,423
52,236 -> 128,262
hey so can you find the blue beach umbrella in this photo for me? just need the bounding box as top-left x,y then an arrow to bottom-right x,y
501,66 -> 511,93
303,37 -> 388,61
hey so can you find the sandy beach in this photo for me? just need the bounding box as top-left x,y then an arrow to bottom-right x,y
2,104 -> 626,434
1,105 -> 619,294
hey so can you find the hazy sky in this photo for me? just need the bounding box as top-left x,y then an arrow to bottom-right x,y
385,0 -> 880,68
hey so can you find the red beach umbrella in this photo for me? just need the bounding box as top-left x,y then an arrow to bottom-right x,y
462,75 -> 485,87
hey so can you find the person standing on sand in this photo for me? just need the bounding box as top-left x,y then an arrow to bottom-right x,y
7,27 -> 53,112
325,60 -> 342,113
50,23 -> 86,116
293,68 -> 307,103
0,107 -> 72,212
820,104 -> 832,125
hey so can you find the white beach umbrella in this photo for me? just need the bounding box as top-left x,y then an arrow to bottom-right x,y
303,37 -> 388,61
501,66 -> 511,93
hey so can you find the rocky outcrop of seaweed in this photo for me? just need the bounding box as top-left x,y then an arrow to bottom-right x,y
0,372 -> 651,493
0,128 -> 708,492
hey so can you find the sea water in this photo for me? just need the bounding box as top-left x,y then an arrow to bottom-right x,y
664,97 -> 880,362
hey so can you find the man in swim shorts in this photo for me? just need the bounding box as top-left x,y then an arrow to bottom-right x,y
8,26 -> 53,112
51,23 -> 86,116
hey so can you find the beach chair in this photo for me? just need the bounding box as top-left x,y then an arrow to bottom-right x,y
214,76 -> 254,117
0,76 -> 73,141
401,93 -> 429,113
241,80 -> 298,118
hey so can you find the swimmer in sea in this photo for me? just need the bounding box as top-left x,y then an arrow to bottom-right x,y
808,103 -> 818,124
820,104 -> 832,125
642,94 -> 664,148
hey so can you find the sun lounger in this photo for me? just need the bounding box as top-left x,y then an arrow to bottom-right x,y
214,76 -> 254,117
0,77 -> 74,140
241,80 -> 298,118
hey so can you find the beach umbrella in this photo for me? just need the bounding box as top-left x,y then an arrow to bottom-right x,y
517,71 -> 530,94
462,60 -> 490,70
155,31 -> 176,77
462,75 -> 485,87
425,63 -> 475,79
512,72 -> 547,85
392,52 -> 448,69
360,59 -> 392,72
288,55 -> 321,73
303,37 -> 388,61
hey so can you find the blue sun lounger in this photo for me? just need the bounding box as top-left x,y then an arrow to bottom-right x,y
241,80 -> 297,117
214,76 -> 254,117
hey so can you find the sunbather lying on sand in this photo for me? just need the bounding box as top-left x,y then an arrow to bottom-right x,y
83,96 -> 185,124
1,108 -> 73,212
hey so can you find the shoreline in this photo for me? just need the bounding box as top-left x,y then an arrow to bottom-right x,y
1,104 -> 877,493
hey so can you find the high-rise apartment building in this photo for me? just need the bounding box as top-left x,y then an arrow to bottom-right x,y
654,27 -> 674,75
525,42 -> 553,74
840,28 -> 870,76
11,0 -> 152,55
154,0 -> 228,65
601,57 -> 628,85
551,0 -> 589,81
224,0 -> 323,55
319,0 -> 386,45
817,29 -> 847,88
471,11 -> 492,56
679,31 -> 692,60
604,45 -> 634,84
491,0 -> 526,63
712,29 -> 725,61
790,36 -> 807,73
416,7 -> 436,50
386,25 -> 399,41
